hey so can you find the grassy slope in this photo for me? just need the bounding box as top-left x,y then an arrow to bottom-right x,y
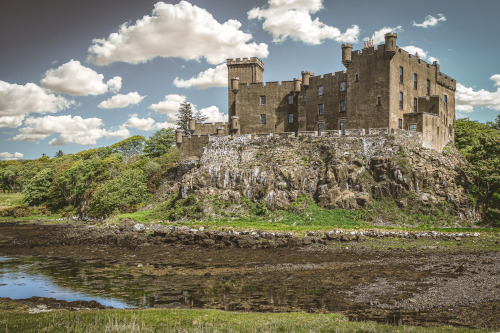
0,306 -> 483,333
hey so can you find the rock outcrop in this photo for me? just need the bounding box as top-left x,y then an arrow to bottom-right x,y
163,131 -> 477,222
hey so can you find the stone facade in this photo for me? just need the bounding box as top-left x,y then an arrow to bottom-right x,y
176,32 -> 455,160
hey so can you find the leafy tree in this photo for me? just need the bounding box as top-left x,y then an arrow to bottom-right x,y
110,135 -> 146,160
144,128 -> 177,157
48,155 -> 124,210
23,168 -> 53,206
54,150 -> 64,158
89,169 -> 151,217
455,118 -> 500,218
176,102 -> 193,135
0,164 -> 20,192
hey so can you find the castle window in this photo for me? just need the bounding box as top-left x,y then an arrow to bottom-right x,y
303,95 -> 307,102
260,114 -> 266,125
318,85 -> 324,96
318,123 -> 324,135
288,95 -> 293,104
355,73 -> 359,82
340,100 -> 346,112
398,119 -> 402,129
426,79 -> 430,95
444,94 -> 448,104
318,104 -> 324,115
340,119 -> 346,135
377,97 -> 381,106
288,113 -> 294,123
414,73 -> 418,89
414,97 -> 418,112
437,126 -> 440,136
399,67 -> 403,83
409,124 -> 417,132
340,81 -> 346,92
399,92 -> 403,109
260,96 -> 266,105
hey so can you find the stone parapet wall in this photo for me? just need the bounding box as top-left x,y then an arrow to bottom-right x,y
195,128 -> 423,168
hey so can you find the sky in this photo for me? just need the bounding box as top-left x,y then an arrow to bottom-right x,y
1,0 -> 499,160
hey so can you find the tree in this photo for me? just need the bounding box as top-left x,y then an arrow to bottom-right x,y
193,108 -> 208,123
0,164 -> 20,192
88,169 -> 151,217
54,150 -> 64,158
144,128 -> 177,157
23,168 -> 53,206
176,102 -> 193,135
455,118 -> 500,218
110,135 -> 146,161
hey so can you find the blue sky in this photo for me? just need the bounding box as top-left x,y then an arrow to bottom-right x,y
1,0 -> 499,160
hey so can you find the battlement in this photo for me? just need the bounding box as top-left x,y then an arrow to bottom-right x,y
226,57 -> 264,70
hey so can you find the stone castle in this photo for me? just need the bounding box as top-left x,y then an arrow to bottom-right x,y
176,33 -> 456,160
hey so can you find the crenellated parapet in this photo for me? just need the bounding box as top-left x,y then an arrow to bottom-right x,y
226,57 -> 265,70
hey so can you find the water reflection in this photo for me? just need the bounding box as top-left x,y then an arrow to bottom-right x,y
0,256 -> 131,308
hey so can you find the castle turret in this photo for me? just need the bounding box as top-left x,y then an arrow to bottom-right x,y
188,119 -> 196,133
384,33 -> 397,57
342,44 -> 353,68
230,77 -> 240,92
294,78 -> 302,92
301,71 -> 311,87
175,130 -> 183,145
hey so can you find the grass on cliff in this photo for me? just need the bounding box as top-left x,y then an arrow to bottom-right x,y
120,193 -> 498,234
0,306 -> 483,333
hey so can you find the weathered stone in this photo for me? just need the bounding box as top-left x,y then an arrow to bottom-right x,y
302,237 -> 312,245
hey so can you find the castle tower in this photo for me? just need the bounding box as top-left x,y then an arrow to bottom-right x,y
227,57 -> 264,85
342,44 -> 353,68
227,57 -> 265,133
384,33 -> 397,57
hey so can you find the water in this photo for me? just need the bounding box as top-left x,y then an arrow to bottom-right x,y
0,256 -> 131,308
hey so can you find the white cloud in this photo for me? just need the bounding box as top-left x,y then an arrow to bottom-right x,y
0,152 -> 24,161
40,60 -> 121,96
174,64 -> 227,89
107,77 -> 122,93
400,45 -> 438,63
413,14 -> 446,28
123,114 -> 156,131
0,80 -> 73,128
197,106 -> 227,122
98,92 -> 145,109
456,76 -> 500,113
248,0 -> 359,44
88,1 -> 268,66
12,115 -> 129,146
155,121 -> 177,130
364,26 -> 403,45
149,94 -> 186,115
490,74 -> 500,86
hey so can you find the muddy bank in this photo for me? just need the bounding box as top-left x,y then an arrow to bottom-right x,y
0,296 -> 108,312
0,221 -> 499,330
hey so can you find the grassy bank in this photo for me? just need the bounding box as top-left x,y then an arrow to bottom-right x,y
0,305 -> 483,333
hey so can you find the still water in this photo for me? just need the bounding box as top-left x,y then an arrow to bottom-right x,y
0,256 -> 133,308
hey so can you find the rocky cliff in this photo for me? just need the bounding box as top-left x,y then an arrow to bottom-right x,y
161,130 -> 477,223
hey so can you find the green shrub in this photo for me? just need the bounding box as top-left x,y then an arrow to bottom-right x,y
88,169 -> 151,217
0,205 -> 34,217
22,168 -> 53,206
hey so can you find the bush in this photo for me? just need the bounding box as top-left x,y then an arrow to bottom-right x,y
88,169 -> 151,217
0,205 -> 34,217
23,168 -> 53,206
